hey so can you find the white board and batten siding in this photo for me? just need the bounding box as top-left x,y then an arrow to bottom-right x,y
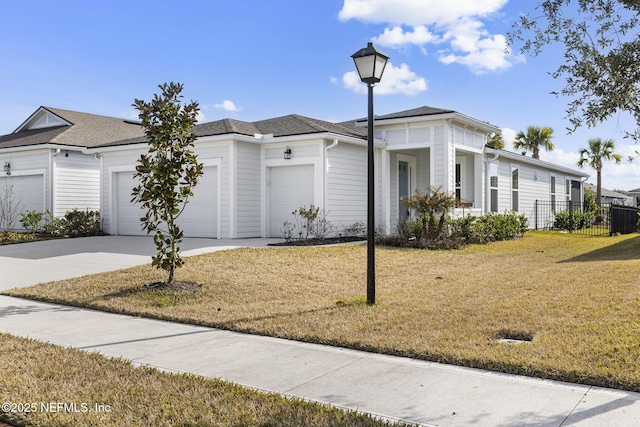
235,141 -> 261,238
326,142 -> 367,231
53,152 -> 100,217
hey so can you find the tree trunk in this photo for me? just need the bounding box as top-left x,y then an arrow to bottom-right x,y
596,168 -> 602,206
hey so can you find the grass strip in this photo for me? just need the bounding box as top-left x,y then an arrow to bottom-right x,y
6,231 -> 640,391
0,334 -> 407,427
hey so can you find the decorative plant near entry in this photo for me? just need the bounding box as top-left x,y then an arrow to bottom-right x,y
131,82 -> 203,285
401,186 -> 460,241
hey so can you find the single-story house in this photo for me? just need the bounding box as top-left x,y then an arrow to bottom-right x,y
0,105 -> 589,237
0,107 -> 143,229
626,187 -> 640,206
584,183 -> 634,206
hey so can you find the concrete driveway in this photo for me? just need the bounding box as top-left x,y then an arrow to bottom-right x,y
0,236 -> 277,291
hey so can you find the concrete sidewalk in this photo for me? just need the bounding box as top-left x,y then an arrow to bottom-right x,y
2,237 -> 640,426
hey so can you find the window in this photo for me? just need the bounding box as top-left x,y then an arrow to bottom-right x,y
455,163 -> 461,200
566,179 -> 570,202
511,166 -> 519,212
490,162 -> 498,212
551,175 -> 556,212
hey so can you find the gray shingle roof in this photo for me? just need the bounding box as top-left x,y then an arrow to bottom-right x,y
356,106 -> 456,123
0,107 -> 145,150
1,105 -> 461,151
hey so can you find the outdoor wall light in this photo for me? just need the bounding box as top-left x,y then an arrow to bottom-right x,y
351,42 -> 389,306
3,161 -> 10,176
284,146 -> 292,160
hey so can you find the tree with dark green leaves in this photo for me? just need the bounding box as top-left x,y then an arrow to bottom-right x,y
131,82 -> 203,285
509,1 -> 640,139
577,137 -> 622,205
486,132 -> 505,149
513,126 -> 555,159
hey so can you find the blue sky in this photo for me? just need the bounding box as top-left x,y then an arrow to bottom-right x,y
1,0 -> 639,190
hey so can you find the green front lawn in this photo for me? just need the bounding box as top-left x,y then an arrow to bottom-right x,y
6,231 -> 640,391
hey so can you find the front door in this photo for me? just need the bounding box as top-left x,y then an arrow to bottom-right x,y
398,160 -> 410,220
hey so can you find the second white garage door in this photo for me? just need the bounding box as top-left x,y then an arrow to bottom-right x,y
268,165 -> 314,237
115,167 -> 218,238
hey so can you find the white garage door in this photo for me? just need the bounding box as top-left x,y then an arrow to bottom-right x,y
268,165 -> 314,237
0,175 -> 45,230
115,167 -> 217,238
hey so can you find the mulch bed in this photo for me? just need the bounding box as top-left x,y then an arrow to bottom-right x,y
141,281 -> 203,292
268,236 -> 365,246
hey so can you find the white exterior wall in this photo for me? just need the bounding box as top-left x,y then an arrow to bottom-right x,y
100,148 -> 146,235
235,141 -> 261,238
0,150 -> 50,228
487,156 -> 585,228
326,142 -> 367,231
100,141 -> 231,237
53,151 -> 100,216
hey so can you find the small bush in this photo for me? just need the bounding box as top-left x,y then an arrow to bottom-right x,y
451,212 -> 528,244
63,209 -> 101,237
553,209 -> 595,231
343,221 -> 365,237
20,210 -> 45,235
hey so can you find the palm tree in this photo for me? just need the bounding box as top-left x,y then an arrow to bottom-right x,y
486,132 -> 505,149
577,138 -> 622,206
513,126 -> 554,159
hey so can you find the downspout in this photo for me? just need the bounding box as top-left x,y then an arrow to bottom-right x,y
324,138 -> 339,214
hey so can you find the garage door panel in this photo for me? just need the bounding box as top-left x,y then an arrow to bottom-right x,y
268,165 -> 314,237
115,167 -> 217,238
0,175 -> 45,230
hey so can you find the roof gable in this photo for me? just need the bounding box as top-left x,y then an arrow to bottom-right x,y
1,107 -> 145,150
15,107 -> 71,132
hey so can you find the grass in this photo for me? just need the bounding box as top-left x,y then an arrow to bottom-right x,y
0,334 -> 405,427
5,231 -> 640,392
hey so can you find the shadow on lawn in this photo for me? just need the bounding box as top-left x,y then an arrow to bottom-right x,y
561,235 -> 640,262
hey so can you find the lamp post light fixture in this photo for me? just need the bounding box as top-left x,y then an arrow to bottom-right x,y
351,42 -> 389,305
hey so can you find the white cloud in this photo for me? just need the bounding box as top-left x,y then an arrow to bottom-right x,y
501,128 -> 517,146
214,100 -> 240,112
539,144 -> 640,191
339,0 -> 521,75
343,61 -> 427,95
372,26 -> 441,50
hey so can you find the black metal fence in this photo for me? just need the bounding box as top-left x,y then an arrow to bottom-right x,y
534,201 -> 639,236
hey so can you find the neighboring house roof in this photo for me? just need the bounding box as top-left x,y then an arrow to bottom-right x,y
371,106 -> 455,121
0,106 -> 144,150
584,183 -> 632,200
486,147 -> 589,177
93,114 -> 367,148
353,105 -> 499,134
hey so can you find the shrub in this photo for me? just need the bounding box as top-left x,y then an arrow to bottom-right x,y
553,208 -> 595,231
284,204 -> 334,240
20,210 -> 45,235
449,212 -> 528,244
63,209 -> 101,237
343,221 -> 365,237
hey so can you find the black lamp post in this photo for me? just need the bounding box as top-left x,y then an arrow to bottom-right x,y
351,42 -> 389,305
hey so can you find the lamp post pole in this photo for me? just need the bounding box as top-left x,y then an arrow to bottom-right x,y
366,82 -> 375,305
351,42 -> 388,306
